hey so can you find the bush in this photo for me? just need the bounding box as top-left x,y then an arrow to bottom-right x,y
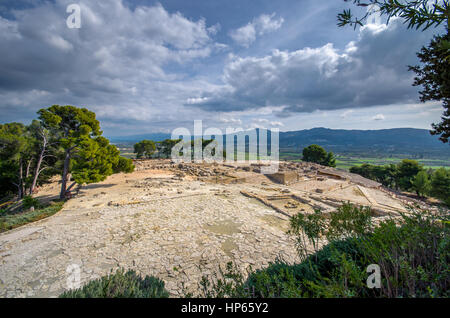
350,164 -> 397,188
327,203 -> 373,241
0,220 -> 6,232
193,237 -> 365,298
289,203 -> 372,259
244,261 -> 304,298
244,237 -> 365,298
196,262 -> 249,298
302,207 -> 449,298
114,156 -> 135,173
430,168 -> 450,206
356,208 -> 449,297
22,195 -> 41,210
59,269 -> 169,298
289,209 -> 327,260
0,201 -> 64,233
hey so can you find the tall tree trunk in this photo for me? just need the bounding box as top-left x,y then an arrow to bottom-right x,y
26,158 -> 32,179
30,153 -> 43,195
17,186 -> 22,201
60,149 -> 71,199
18,159 -> 24,200
24,158 -> 33,195
30,136 -> 47,195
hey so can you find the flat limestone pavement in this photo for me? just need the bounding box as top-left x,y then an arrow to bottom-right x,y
0,168 -> 300,297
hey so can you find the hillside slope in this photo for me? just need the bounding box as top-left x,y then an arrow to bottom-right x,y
279,128 -> 450,158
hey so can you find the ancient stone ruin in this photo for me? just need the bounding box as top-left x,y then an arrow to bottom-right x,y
0,159 -> 431,298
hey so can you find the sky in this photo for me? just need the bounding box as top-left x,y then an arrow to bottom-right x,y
0,0 -> 446,137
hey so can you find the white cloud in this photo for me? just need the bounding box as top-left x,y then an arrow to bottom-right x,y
229,13 -> 284,47
218,117 -> 242,125
207,23 -> 221,35
229,24 -> 256,48
340,110 -> 354,118
0,0 -> 222,128
256,13 -> 284,34
249,118 -> 284,129
254,118 -> 269,123
270,121 -> 284,127
46,35 -> 73,51
192,18 -> 434,114
372,114 -> 386,121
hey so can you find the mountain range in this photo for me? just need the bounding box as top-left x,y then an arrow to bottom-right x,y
108,128 -> 450,159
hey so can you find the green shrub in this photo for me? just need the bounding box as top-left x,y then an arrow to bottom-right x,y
350,164 -> 397,188
244,237 -> 365,298
193,237 -> 365,298
304,207 -> 449,298
411,170 -> 431,197
289,209 -> 327,260
244,261 -> 304,298
327,203 -> 373,241
0,220 -> 6,232
356,208 -> 449,297
114,156 -> 135,173
430,168 -> 450,206
303,251 -> 368,298
289,203 -> 372,260
22,195 -> 41,210
196,262 -> 249,298
0,201 -> 64,233
59,269 -> 169,298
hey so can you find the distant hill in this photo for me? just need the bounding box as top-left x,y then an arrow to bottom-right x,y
279,128 -> 450,159
108,127 -> 450,159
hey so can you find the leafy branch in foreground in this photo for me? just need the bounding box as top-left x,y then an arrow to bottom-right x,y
338,0 -> 449,31
409,33 -> 450,143
339,2 -> 450,144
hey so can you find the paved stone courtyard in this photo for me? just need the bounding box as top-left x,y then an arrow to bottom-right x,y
0,181 -> 300,297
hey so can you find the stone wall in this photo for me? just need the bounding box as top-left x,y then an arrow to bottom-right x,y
267,171 -> 299,185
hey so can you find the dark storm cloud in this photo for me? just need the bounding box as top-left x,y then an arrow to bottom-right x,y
0,0 -> 221,126
189,19 -> 440,114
